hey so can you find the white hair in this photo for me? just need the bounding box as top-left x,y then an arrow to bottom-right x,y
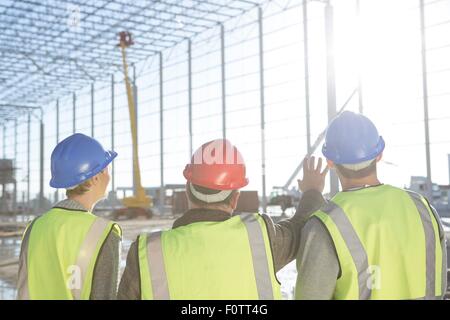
340,159 -> 375,171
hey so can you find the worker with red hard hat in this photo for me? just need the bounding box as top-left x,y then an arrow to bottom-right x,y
118,139 -> 328,299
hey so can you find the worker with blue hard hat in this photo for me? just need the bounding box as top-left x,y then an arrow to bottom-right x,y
17,133 -> 122,300
295,111 -> 446,300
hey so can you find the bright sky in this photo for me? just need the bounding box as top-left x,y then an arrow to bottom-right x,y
3,0 -> 450,202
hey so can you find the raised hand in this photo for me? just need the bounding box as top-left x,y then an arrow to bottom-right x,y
297,156 -> 329,193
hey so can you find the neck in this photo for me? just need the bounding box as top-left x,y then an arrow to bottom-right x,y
68,194 -> 99,212
340,175 -> 381,191
189,202 -> 233,215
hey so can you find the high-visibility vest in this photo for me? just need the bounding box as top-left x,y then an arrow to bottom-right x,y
308,184 -> 444,300
17,208 -> 122,300
138,213 -> 282,300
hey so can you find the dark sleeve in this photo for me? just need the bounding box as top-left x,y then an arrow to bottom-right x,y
262,190 -> 326,272
295,217 -> 340,300
428,204 -> 448,298
117,239 -> 141,300
90,231 -> 121,300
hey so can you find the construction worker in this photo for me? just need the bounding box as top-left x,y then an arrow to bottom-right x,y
295,111 -> 447,300
118,139 -> 328,299
17,133 -> 122,300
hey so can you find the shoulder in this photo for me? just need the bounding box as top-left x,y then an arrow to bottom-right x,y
303,216 -> 331,238
259,213 -> 274,229
111,222 -> 123,238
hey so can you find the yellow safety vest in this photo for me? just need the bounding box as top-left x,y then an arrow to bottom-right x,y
138,213 -> 281,300
17,208 -> 121,300
308,184 -> 444,300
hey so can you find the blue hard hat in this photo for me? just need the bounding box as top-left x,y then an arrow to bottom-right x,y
50,133 -> 117,188
322,111 -> 385,164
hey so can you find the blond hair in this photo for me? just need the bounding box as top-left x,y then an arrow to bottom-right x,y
65,179 -> 93,197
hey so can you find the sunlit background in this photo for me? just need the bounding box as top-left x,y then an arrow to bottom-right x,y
1,0 -> 450,206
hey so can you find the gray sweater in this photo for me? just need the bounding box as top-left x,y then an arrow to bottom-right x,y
117,190 -> 326,299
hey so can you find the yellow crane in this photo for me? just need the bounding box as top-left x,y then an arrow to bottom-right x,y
113,31 -> 153,219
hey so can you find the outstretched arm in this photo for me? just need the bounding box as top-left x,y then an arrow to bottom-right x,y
263,157 -> 329,272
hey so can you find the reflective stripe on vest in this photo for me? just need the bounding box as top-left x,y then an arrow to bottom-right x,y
146,231 -> 170,300
17,216 -> 111,300
321,202 -> 371,300
145,213 -> 275,300
406,191 -> 436,299
321,192 -> 439,300
71,217 -> 111,300
240,213 -> 274,300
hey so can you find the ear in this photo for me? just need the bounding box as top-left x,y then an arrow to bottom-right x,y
90,173 -> 100,186
376,153 -> 383,163
230,191 -> 240,210
326,159 -> 335,168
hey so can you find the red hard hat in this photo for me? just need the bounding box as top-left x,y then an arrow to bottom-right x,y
183,139 -> 249,190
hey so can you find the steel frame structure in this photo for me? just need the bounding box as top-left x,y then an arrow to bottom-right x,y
0,0 -> 265,108
0,0 -> 438,213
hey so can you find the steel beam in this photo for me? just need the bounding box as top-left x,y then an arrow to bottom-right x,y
188,39 -> 193,157
55,99 -> 59,203
258,7 -> 267,214
325,2 -> 340,196
419,0 -> 432,198
356,0 -> 364,114
72,92 -> 76,134
159,52 -> 165,215
91,83 -> 95,137
2,125 -> 5,158
111,74 -> 115,194
27,112 -> 30,210
133,65 -> 138,196
303,0 -> 312,153
221,23 -> 226,140
13,119 -> 17,211
39,120 -> 44,210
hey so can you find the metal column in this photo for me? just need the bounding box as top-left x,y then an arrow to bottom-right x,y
132,65 -> 139,196
27,112 -> 30,210
73,92 -> 76,133
39,118 -> 44,210
419,0 -> 432,198
159,52 -> 165,215
91,83 -> 95,137
1,125 -> 4,201
55,99 -> 60,203
1,125 -> 5,205
111,74 -> 115,195
258,7 -> 267,213
2,125 -> 5,158
220,23 -> 226,140
303,0 -> 312,153
56,99 -> 60,143
325,1 -> 339,196
356,0 -> 364,114
13,119 -> 17,211
188,39 -> 193,156
448,154 -> 450,185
